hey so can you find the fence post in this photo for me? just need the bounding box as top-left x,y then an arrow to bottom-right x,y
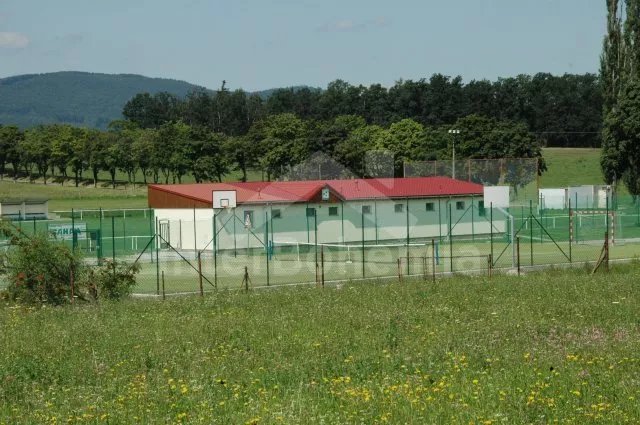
321,245 -> 325,288
431,239 -> 436,283
517,237 -> 521,276
449,204 -> 453,273
568,198 -> 572,263
162,270 -> 166,300
341,201 -> 345,243
422,256 -> 427,282
70,262 -> 75,304
471,195 -> 475,241
575,192 -> 578,242
438,199 -> 442,242
314,210 -> 318,266
490,203 -> 494,266
529,200 -> 533,266
155,217 -> 160,296
487,255 -> 492,279
604,231 -> 610,273
361,210 -> 365,278
198,251 -> 203,297
148,209 -> 154,264
266,212 -> 270,287
244,266 -> 249,292
213,213 -> 218,289
71,208 -> 76,251
99,207 -> 104,265
406,197 -> 410,276
233,209 -> 237,258
193,207 -> 197,260
397,258 -> 403,283
111,216 -> 116,263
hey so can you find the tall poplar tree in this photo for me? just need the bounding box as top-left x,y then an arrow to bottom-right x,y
601,0 -> 634,191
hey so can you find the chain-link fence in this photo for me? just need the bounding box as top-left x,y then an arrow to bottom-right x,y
1,200 -> 637,295
404,158 -> 540,203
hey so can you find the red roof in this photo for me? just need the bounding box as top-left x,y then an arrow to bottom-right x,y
149,177 -> 483,206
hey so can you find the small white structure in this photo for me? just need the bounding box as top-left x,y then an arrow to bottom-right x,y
0,199 -> 49,220
539,188 -> 567,210
538,185 -> 613,211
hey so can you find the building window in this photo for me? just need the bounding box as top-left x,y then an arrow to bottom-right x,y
395,203 -> 404,213
328,206 -> 339,216
362,205 -> 372,214
456,201 -> 465,211
243,211 -> 254,228
306,207 -> 316,217
425,202 -> 435,212
478,200 -> 486,217
272,209 -> 281,219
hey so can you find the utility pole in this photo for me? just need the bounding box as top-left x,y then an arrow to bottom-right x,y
448,129 -> 460,179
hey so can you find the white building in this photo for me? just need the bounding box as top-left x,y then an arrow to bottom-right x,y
148,177 -> 496,252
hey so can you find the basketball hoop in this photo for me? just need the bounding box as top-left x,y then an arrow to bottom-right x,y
213,190 -> 237,210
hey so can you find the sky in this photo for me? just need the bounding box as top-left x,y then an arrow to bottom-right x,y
0,0 -> 605,91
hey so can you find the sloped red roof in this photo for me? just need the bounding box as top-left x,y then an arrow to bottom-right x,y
149,177 -> 483,206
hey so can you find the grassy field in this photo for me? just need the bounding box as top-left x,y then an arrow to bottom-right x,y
1,265 -> 639,423
0,179 -> 148,210
540,148 -> 604,189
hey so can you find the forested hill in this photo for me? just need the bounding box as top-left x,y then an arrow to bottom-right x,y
0,72 -> 206,129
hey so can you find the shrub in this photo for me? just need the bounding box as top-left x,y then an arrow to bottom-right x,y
92,259 -> 140,300
0,222 -> 139,305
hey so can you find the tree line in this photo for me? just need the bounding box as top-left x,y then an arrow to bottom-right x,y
124,73 -> 602,148
0,111 -> 544,187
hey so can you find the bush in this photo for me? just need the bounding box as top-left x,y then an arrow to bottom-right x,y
0,222 -> 140,305
92,259 -> 140,300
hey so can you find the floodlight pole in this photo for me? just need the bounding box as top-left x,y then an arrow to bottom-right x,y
448,129 -> 460,179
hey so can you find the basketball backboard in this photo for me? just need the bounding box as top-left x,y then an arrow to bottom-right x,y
212,190 -> 237,209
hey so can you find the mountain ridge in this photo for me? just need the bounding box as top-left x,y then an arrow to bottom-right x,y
0,71 -> 306,129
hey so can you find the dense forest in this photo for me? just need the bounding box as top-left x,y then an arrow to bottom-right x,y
124,73 -> 602,149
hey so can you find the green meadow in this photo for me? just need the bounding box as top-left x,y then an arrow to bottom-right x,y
1,266 -> 639,424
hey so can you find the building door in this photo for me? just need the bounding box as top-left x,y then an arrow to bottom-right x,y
159,220 -> 170,249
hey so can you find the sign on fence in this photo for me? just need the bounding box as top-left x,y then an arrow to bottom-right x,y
48,223 -> 87,240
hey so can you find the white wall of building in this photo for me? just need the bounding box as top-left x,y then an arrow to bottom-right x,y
539,189 -> 566,210
153,195 -> 506,252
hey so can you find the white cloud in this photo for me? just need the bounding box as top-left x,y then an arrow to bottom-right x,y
0,32 -> 29,48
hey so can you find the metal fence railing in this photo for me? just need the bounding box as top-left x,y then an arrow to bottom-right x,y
1,202 -> 638,295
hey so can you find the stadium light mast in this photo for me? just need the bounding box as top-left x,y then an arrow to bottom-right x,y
448,129 -> 460,179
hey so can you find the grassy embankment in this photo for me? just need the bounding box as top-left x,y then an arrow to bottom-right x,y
1,265 -> 639,423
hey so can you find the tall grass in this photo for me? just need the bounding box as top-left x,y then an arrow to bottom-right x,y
1,265 -> 639,424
